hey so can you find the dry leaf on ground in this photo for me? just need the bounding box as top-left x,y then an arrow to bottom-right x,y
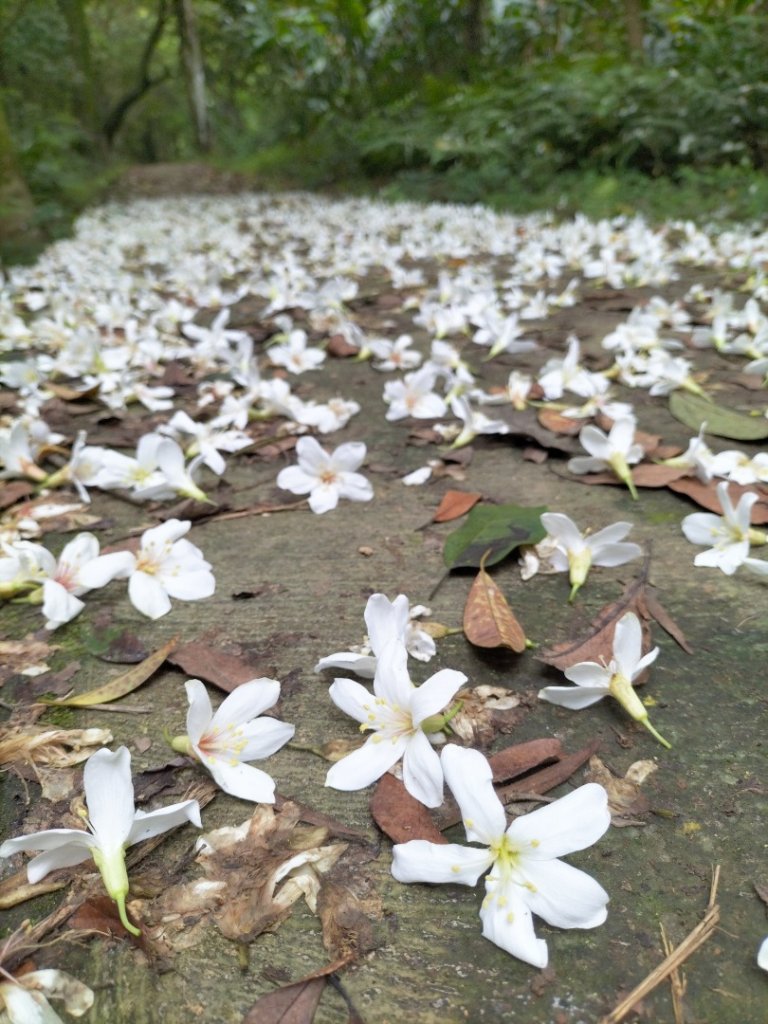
463,553 -> 527,651
432,489 -> 483,523
168,633 -> 274,692
586,755 -> 658,825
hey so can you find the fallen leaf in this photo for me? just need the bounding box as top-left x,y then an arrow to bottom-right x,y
537,408 -> 583,435
669,391 -> 768,441
69,895 -> 139,939
497,408 -> 582,454
326,333 -> 359,357
443,502 -> 547,569
522,446 -> 548,464
370,773 -> 447,845
39,637 -> 177,708
642,591 -> 693,654
586,755 -> 657,825
0,725 -> 112,770
0,634 -> 59,686
569,463 -> 689,489
432,489 -> 482,523
668,477 -> 768,524
449,685 -> 524,745
463,553 -> 527,652
0,480 -> 35,509
168,634 -> 272,692
318,851 -> 385,962
85,624 -> 149,664
242,960 -> 351,1024
488,737 -> 562,784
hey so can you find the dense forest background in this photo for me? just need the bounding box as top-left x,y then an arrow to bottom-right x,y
1,0 -> 768,256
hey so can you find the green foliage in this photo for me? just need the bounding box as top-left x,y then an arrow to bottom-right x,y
443,504 -> 547,570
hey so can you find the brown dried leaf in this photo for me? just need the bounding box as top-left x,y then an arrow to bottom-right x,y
242,960 -> 351,1024
463,556 -> 526,652
537,408 -> 583,435
449,685 -> 524,746
642,591 -> 693,654
432,489 -> 482,523
168,634 -> 272,692
370,773 -> 447,845
0,480 -> 35,510
488,737 -> 562,784
326,333 -> 360,357
318,852 -> 385,962
571,463 -> 689,489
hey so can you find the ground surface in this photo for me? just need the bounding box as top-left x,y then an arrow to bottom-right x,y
1,172 -> 767,1024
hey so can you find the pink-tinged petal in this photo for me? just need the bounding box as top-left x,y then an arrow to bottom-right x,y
590,541 -> 643,567
366,593 -> 409,656
681,512 -> 724,546
84,747 -> 135,849
329,676 -> 376,724
212,678 -> 281,727
442,745 -> 506,845
402,730 -> 444,808
563,661 -> 611,688
129,571 -> 172,619
331,441 -> 367,471
77,551 -> 135,588
612,612 -> 642,677
307,483 -> 339,514
162,569 -> 215,601
391,841 -> 492,885
337,471 -> 373,502
207,758 -> 277,802
506,783 -> 610,859
521,858 -> 609,930
480,875 -> 548,968
237,718 -> 294,761
541,513 -> 584,550
294,435 -> 328,474
410,669 -> 467,726
185,679 -> 213,746
538,684 -> 608,710
126,798 -> 202,846
325,734 -> 407,791
372,640 -> 413,709
276,465 -> 315,495
42,579 -> 84,629
314,651 -> 377,678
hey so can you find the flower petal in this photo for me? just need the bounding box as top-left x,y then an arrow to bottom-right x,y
541,513 -> 584,549
329,676 -> 377,724
538,684 -> 608,710
276,465 -> 314,495
331,441 -> 366,471
411,668 -> 467,726
128,571 -> 172,619
185,679 -> 213,746
236,717 -> 295,761
308,483 -> 339,514
77,551 -> 135,588
563,661 -> 611,688
211,678 -> 281,728
325,734 -> 406,791
480,873 -> 548,968
207,759 -> 278,802
612,612 -> 642,678
590,542 -> 643,567
372,639 -> 414,709
402,730 -> 444,808
520,858 -> 609,930
758,935 -> 768,971
162,569 -> 215,601
126,798 -> 202,846
314,651 -> 377,678
391,840 -> 492,886
42,580 -> 84,630
441,745 -> 506,845
1,982 -> 64,1024
681,512 -> 724,546
84,746 -> 135,850
505,783 -> 610,859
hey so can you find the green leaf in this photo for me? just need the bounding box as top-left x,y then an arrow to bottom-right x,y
443,504 -> 547,570
669,391 -> 768,441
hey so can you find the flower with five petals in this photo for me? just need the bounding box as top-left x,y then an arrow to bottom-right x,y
276,436 -> 373,514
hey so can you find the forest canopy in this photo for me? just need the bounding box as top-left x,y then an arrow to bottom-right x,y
1,0 -> 768,250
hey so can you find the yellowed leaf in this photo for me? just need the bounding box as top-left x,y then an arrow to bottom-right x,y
39,637 -> 177,708
463,553 -> 526,652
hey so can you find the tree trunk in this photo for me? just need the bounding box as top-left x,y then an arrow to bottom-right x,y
174,0 -> 211,152
0,99 -> 41,255
623,0 -> 645,62
56,0 -> 103,144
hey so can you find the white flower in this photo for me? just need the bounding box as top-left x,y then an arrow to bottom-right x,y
539,512 -> 642,601
172,679 -> 294,802
568,417 -> 644,499
681,481 -> 766,575
269,329 -> 326,373
124,519 -> 215,619
538,611 -> 669,748
538,336 -> 607,400
758,935 -> 768,971
369,334 -> 422,371
0,969 -> 94,1024
447,395 -> 509,449
315,592 -> 436,677
132,437 -> 210,503
276,436 -> 372,514
325,640 -> 466,807
383,367 -> 447,421
0,420 -> 46,481
392,745 -> 610,968
0,746 -> 201,935
41,532 -> 133,630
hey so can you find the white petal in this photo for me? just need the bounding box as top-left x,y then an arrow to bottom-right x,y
402,730 -> 444,808
538,684 -> 608,710
1,983 -> 64,1024
578,425 -> 611,460
568,455 -> 607,474
207,759 -> 277,802
695,540 -> 749,575
373,639 -> 414,709
185,679 -> 213,746
586,521 -> 633,548
236,718 -> 294,761
330,441 -> 366,471
128,571 -> 171,619
441,745 -> 506,845
590,542 -> 643,567
520,858 -> 609,929
540,513 -> 584,549
563,661 -> 611,688
162,569 -> 215,601
612,612 -> 642,677
325,734 -> 406,791
308,483 -> 340,514
26,843 -> 96,883
276,465 -> 315,495
758,935 -> 768,971
77,551 -> 135,588
329,676 -> 376,724
59,533 -> 99,568
84,747 -> 135,849
211,678 -> 281,728
366,593 -> 409,656
336,471 -> 373,502
294,435 -> 328,473
410,668 -> 467,726
391,841 -> 492,885
1,829 -> 96,883
126,798 -> 202,846
506,783 -> 610,859
42,580 -> 84,629
314,651 -> 377,678
480,874 -> 548,967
